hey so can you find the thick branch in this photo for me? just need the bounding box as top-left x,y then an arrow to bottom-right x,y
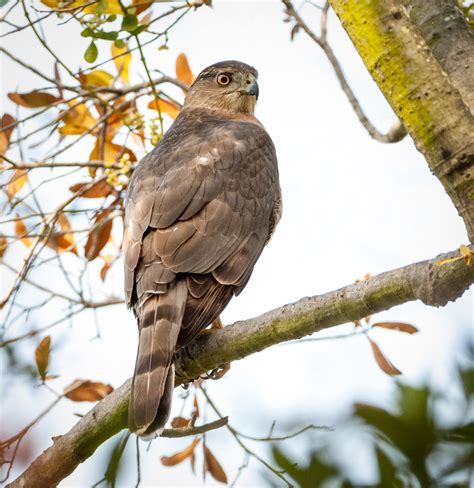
8,246 -> 473,488
403,0 -> 474,112
329,0 -> 474,242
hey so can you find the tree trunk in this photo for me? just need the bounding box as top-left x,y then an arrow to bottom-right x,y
329,0 -> 474,242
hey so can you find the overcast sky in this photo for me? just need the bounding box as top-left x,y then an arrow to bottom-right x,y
1,1 -> 472,486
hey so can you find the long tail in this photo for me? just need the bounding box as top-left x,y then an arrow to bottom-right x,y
129,279 -> 187,438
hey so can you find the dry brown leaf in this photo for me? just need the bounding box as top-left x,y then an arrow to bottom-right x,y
6,170 -> 27,200
0,133 -> 8,156
85,210 -> 113,261
161,438 -> 200,466
133,0 -> 153,14
112,43 -> 131,85
148,98 -> 180,119
171,416 -> 190,428
46,213 -> 77,254
35,336 -> 51,380
203,445 -> 228,484
372,322 -> 418,334
175,53 -> 195,86
368,336 -> 402,376
8,91 -> 61,108
64,379 -> 113,402
69,180 -> 113,198
99,254 -> 114,281
0,235 -> 7,258
193,395 -> 200,418
15,215 -> 32,247
1,114 -> 16,155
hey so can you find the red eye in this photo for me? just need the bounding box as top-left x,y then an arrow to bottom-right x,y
217,74 -> 231,86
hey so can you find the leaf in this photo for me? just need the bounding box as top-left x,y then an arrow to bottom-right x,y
84,41 -> 98,63
148,98 -> 180,119
0,133 -> 8,156
368,336 -> 402,376
15,215 -> 32,247
85,209 -> 113,260
59,102 -> 97,136
133,0 -> 152,15
69,180 -> 113,198
35,336 -> 51,380
0,235 -> 7,258
46,213 -> 77,254
1,114 -> 16,155
64,379 -> 113,402
460,244 -> 473,265
372,322 -> 418,334
111,42 -> 131,84
121,14 -> 138,32
8,91 -> 61,108
6,169 -> 27,200
171,416 -> 190,428
161,438 -> 200,466
79,70 -> 114,87
203,445 -> 228,484
89,140 -> 137,164
104,431 -> 131,487
99,254 -> 114,281
175,53 -> 195,86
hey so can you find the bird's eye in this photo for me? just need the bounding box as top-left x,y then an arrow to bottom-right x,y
217,74 -> 231,86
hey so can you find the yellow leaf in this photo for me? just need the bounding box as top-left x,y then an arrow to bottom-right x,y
175,53 -> 195,86
35,336 -> 51,380
148,98 -> 180,119
111,43 -> 131,85
80,70 -> 114,88
59,102 -> 96,136
64,379 -> 113,402
15,215 -> 32,248
6,170 -> 27,200
161,438 -> 200,466
460,244 -> 472,266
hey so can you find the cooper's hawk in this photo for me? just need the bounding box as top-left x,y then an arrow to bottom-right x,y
123,60 -> 281,438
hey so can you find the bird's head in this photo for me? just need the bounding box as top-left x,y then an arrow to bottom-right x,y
183,60 -> 259,115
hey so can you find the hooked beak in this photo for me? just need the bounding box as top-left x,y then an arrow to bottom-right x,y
245,79 -> 259,100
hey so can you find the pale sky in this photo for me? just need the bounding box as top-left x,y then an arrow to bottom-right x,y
1,1 -> 472,486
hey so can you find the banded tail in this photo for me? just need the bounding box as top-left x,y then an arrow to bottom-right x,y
129,280 -> 187,438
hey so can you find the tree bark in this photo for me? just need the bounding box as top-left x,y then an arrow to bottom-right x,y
8,246 -> 473,488
329,0 -> 474,242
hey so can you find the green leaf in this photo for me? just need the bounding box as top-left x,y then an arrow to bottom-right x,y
84,41 -> 98,64
107,14 -> 117,22
81,27 -> 93,38
0,0 -> 10,6
121,14 -> 138,32
104,431 -> 131,487
94,30 -> 118,41
114,39 -> 126,49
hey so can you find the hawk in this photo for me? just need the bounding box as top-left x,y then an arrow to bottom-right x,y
123,60 -> 281,438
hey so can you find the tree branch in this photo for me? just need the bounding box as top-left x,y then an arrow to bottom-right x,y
329,0 -> 474,242
8,246 -> 473,488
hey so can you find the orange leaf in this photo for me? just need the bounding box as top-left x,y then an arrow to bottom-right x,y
367,336 -> 402,376
171,416 -> 190,428
161,438 -> 200,467
175,53 -> 195,86
1,114 -> 16,154
64,379 -> 113,402
35,336 -> 51,380
99,254 -> 114,281
203,445 -> 228,484
46,213 -> 77,254
89,140 -> 137,165
85,210 -> 113,260
148,98 -> 180,119
193,395 -> 200,418
69,180 -> 113,198
15,215 -> 32,248
59,103 -> 96,136
372,322 -> 418,334
6,170 -> 27,200
133,0 -> 153,14
112,43 -> 131,85
0,235 -> 7,258
8,91 -> 61,108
